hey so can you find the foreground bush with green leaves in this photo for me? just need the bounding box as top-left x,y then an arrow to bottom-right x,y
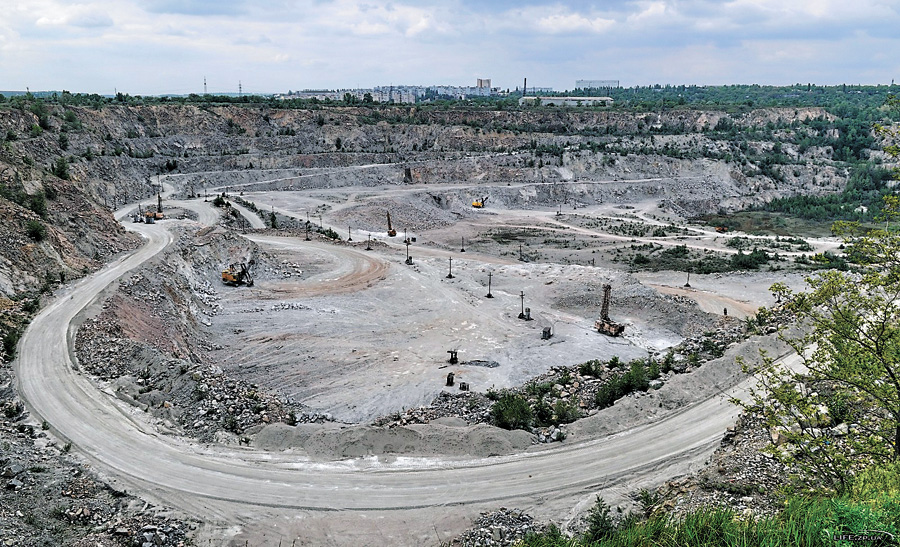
518,470 -> 900,546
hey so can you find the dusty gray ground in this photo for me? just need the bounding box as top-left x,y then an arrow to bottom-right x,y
17,176 -> 830,547
207,183 -> 821,425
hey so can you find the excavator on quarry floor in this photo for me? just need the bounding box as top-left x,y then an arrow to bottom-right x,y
222,261 -> 255,287
472,196 -> 488,208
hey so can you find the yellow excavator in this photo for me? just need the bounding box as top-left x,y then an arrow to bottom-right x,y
222,261 -> 254,287
387,211 -> 397,237
472,196 -> 488,208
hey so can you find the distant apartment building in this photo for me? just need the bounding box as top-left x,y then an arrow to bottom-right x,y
576,79 -> 620,89
523,86 -> 553,95
519,96 -> 613,107
277,79 -> 497,104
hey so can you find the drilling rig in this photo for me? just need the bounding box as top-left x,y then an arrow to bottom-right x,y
386,211 -> 397,237
595,284 -> 625,336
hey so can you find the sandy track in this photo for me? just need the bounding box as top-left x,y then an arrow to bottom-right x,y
245,235 -> 390,297
12,200 -> 803,544
228,201 -> 267,229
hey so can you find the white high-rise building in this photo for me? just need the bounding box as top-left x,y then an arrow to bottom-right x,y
576,79 -> 619,89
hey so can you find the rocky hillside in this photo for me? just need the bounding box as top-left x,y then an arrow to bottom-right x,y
0,98 -> 865,364
3,102 -> 852,210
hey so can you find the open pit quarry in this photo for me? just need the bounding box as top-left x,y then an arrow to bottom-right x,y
0,103 -> 858,545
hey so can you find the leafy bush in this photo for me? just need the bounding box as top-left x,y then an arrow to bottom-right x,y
623,361 -> 650,392
583,497 -> 616,543
595,380 -> 622,409
28,191 -> 47,218
661,350 -> 675,373
647,360 -> 660,380
526,381 -> 554,398
26,219 -> 46,241
22,298 -> 39,314
51,157 -> 69,180
577,359 -> 603,377
491,394 -> 533,431
2,329 -> 21,358
532,398 -> 554,427
552,400 -> 581,424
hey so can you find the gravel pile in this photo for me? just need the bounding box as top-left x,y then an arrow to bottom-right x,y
373,391 -> 492,427
656,411 -> 792,520
376,318 -> 748,444
331,191 -> 462,233
74,230 -> 311,443
0,386 -> 193,547
449,508 -> 545,547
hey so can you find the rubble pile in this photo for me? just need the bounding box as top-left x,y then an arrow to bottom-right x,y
449,508 -> 544,547
373,391 -> 492,427
657,411 -> 791,519
0,387 -> 192,547
75,233 -> 306,443
661,319 -> 746,372
377,319 -> 748,443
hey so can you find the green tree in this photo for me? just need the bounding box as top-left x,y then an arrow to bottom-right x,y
28,191 -> 47,218
26,219 -> 46,241
51,157 -> 69,180
582,496 -> 616,543
743,115 -> 900,490
745,218 -> 900,491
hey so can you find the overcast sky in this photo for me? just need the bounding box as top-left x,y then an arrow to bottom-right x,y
2,0 -> 899,95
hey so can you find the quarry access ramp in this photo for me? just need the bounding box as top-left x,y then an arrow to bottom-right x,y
14,201 -> 799,543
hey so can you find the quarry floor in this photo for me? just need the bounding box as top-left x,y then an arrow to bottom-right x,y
209,184 -> 815,424
18,174 -> 827,546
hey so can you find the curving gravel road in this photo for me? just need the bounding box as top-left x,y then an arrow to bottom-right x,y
14,205 -> 796,544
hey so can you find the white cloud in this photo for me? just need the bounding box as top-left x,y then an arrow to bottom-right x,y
0,0 -> 898,93
32,3 -> 115,29
535,12 -> 615,33
627,1 -> 670,24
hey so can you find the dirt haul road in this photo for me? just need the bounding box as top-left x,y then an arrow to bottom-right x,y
15,205 -> 796,545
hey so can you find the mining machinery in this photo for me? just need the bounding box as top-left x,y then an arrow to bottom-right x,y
472,196 -> 488,208
386,211 -> 397,237
141,194 -> 165,222
595,284 -> 625,336
222,261 -> 255,287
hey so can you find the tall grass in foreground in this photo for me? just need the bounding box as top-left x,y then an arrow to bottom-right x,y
519,482 -> 900,546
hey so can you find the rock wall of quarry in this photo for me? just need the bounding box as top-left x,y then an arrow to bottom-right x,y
3,103 -> 847,211
0,101 -> 856,357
